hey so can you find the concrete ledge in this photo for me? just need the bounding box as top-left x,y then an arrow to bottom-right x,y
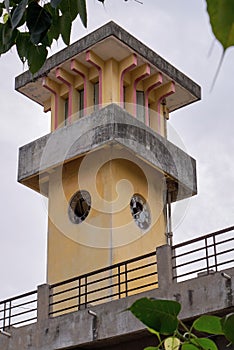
18,104 -> 197,201
1,267 -> 233,350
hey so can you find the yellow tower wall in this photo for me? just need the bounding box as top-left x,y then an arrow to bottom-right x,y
47,149 -> 166,287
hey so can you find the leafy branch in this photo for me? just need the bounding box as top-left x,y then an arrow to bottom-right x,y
0,0 -> 87,73
128,298 -> 234,350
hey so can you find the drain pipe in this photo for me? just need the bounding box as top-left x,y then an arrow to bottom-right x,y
88,310 -> 98,341
166,186 -> 173,246
0,330 -> 11,337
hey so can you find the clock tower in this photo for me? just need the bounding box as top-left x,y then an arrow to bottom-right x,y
16,22 -> 200,294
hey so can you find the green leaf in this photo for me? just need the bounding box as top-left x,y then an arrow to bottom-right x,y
193,315 -> 224,335
11,0 -> 28,28
27,44 -> 48,73
44,4 -> 60,42
0,22 -> 17,53
206,0 -> 234,50
59,0 -> 79,21
128,298 -> 181,335
181,344 -> 199,350
59,12 -> 72,45
144,347 -> 159,350
16,31 -> 30,63
26,2 -> 52,44
206,0 -> 234,89
221,313 -> 234,344
192,338 -> 218,350
78,0 -> 87,27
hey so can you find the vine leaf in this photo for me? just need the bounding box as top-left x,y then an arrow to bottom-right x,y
128,298 -> 181,335
193,315 -> 224,335
11,0 -> 28,29
26,2 -> 52,45
221,313 -> 234,344
181,344 -> 199,350
206,0 -> 234,89
59,12 -> 72,45
27,44 -> 48,74
16,32 -> 30,63
78,0 -> 87,28
191,338 -> 218,350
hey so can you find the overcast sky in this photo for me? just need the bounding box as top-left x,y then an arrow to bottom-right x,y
1,0 -> 234,300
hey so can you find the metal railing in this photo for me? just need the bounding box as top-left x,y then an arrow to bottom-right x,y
49,251 -> 158,317
1,226 -> 234,329
172,226 -> 234,281
0,290 -> 37,331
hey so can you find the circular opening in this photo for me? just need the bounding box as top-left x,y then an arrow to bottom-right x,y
68,190 -> 91,224
130,194 -> 151,230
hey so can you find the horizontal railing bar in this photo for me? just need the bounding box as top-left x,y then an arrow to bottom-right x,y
50,251 -> 157,289
0,307 -> 37,320
0,290 -> 37,306
2,300 -> 37,312
173,255 -> 207,270
173,237 -> 234,260
174,257 -> 234,279
123,281 -> 158,296
172,245 -> 208,260
205,259 -> 234,270
173,268 -> 212,279
5,316 -> 37,328
50,270 -> 158,308
50,262 -> 157,299
50,278 -> 159,316
172,226 -> 234,250
173,248 -> 234,270
50,285 -> 79,298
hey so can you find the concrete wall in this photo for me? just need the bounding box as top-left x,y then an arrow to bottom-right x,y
18,104 -> 197,203
0,245 -> 233,350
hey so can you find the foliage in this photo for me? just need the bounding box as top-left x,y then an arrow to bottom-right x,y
128,298 -> 234,350
0,0 -> 233,76
206,0 -> 234,88
0,0 -> 87,73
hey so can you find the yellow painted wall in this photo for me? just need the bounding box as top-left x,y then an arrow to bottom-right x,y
47,147 -> 166,287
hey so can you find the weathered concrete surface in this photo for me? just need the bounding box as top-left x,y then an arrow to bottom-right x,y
18,104 -> 197,201
1,268 -> 233,350
0,246 -> 233,350
15,22 -> 201,102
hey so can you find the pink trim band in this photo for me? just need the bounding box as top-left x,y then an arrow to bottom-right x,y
56,68 -> 72,124
133,64 -> 150,116
42,77 -> 59,130
120,54 -> 137,107
71,59 -> 87,115
157,82 -> 176,134
86,50 -> 102,107
145,73 -> 163,127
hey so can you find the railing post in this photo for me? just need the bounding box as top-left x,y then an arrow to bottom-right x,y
156,245 -> 174,290
37,284 -> 50,324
